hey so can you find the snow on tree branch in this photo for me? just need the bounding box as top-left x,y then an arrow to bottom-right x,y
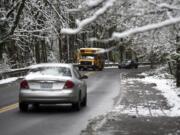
68,0 -> 106,12
61,0 -> 116,34
90,17 -> 180,42
113,17 -> 180,38
0,0 -> 26,44
86,0 -> 106,8
147,0 -> 180,10
6,1 -> 21,18
43,0 -> 66,26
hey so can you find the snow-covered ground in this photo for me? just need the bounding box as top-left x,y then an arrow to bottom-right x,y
0,77 -> 19,85
1,66 -> 180,118
113,68 -> 180,117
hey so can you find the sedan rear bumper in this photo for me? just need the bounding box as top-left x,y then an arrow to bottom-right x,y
19,89 -> 78,104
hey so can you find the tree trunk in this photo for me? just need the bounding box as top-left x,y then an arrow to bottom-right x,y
35,42 -> 40,63
177,59 -> 180,87
41,40 -> 47,63
69,35 -> 75,62
176,35 -> 180,87
119,45 -> 125,62
59,35 -> 62,62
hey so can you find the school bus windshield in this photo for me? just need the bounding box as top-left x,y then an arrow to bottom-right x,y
80,54 -> 95,60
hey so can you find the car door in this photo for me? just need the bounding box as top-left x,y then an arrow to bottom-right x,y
73,67 -> 86,97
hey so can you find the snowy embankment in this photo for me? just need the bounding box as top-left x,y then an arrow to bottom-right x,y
113,67 -> 180,117
138,75 -> 180,116
0,77 -> 19,85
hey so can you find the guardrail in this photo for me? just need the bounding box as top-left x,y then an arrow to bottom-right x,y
104,62 -> 151,66
0,68 -> 29,80
0,62 -> 152,80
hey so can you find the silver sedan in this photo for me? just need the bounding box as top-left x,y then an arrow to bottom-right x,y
19,63 -> 88,112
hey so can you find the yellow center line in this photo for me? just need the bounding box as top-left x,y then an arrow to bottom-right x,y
0,72 -> 95,114
0,103 -> 18,114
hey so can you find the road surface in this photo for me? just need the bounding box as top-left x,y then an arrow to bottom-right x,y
0,68 -> 122,135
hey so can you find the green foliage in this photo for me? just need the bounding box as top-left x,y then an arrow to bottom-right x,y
171,52 -> 180,61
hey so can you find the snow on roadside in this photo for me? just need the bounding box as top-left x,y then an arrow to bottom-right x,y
113,72 -> 180,117
104,66 -> 117,69
0,77 -> 19,85
138,76 -> 180,116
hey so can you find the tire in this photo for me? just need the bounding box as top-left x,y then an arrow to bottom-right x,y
98,66 -> 103,71
33,103 -> 39,111
72,93 -> 81,111
72,101 -> 81,111
19,102 -> 28,112
79,67 -> 82,71
82,93 -> 87,107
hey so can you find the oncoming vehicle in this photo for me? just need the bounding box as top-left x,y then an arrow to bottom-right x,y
118,60 -> 138,69
19,63 -> 88,112
78,48 -> 105,71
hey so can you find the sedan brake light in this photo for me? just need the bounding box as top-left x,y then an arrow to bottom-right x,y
20,80 -> 29,89
63,80 -> 74,89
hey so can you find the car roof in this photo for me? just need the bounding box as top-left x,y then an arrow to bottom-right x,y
29,63 -> 72,69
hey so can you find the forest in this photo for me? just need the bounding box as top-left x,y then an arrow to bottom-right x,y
0,0 -> 180,86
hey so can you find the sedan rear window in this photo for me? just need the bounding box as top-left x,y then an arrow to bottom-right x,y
29,67 -> 72,77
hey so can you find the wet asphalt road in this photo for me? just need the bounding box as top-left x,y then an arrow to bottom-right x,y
0,68 -> 122,135
81,66 -> 180,135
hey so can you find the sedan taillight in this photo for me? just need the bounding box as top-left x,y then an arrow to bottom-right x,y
63,80 -> 74,89
20,80 -> 29,89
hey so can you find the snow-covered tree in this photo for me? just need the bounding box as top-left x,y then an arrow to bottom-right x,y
61,0 -> 180,86
0,0 -> 84,66
1,0 -> 180,86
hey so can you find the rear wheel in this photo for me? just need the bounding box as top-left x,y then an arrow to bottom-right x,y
33,103 -> 39,111
99,64 -> 104,71
82,93 -> 87,107
99,67 -> 103,71
72,93 -> 81,111
92,66 -> 96,71
79,67 -> 82,71
19,102 -> 28,112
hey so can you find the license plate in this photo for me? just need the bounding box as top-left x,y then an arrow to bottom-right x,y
40,83 -> 53,88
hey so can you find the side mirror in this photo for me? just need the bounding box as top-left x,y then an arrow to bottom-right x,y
80,75 -> 88,79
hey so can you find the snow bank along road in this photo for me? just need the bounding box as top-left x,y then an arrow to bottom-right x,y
81,67 -> 180,135
0,68 -> 124,135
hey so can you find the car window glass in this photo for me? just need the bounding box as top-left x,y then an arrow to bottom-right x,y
29,67 -> 72,77
73,67 -> 81,79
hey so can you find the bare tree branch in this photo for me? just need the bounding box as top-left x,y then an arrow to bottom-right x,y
0,0 -> 26,44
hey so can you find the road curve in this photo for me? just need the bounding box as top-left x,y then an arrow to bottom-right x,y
0,68 -> 121,135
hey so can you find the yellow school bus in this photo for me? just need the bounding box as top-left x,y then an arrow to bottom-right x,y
78,48 -> 105,71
